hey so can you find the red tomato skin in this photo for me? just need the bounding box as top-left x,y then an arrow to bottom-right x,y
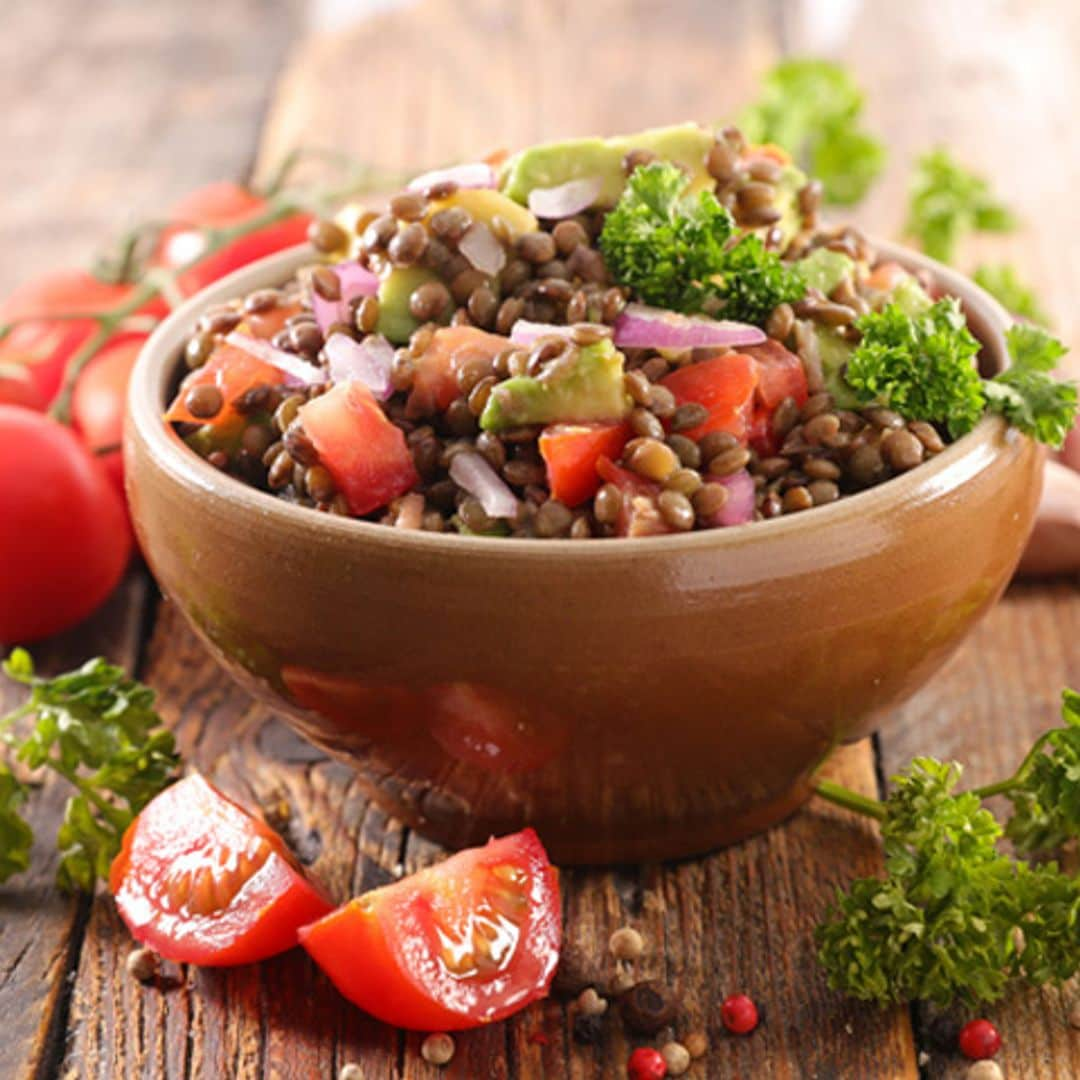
164,342 -> 283,429
538,422 -> 630,507
660,353 -> 759,443
110,774 -> 333,967
742,339 -> 808,411
300,382 -> 419,515
299,829 -> 562,1031
0,406 -> 131,643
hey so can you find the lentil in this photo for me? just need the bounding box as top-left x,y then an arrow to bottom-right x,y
184,384 -> 223,420
308,219 -> 347,254
707,446 -> 751,477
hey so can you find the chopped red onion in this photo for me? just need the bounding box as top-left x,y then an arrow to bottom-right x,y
458,222 -> 506,277
324,332 -> 393,401
225,332 -> 325,387
712,469 -> 755,527
527,176 -> 603,219
449,451 -> 519,520
612,304 -> 766,350
508,319 -> 578,347
310,261 -> 380,336
406,162 -> 496,192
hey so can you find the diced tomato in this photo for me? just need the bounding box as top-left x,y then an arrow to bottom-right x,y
164,341 -> 283,430
406,325 -> 508,418
110,774 -> 333,966
743,339 -> 808,411
428,683 -> 570,774
660,352 -> 759,443
538,421 -> 630,507
745,142 -> 792,167
865,261 -> 909,293
243,301 -> 302,342
300,381 -> 418,515
596,456 -> 671,537
299,829 -> 561,1031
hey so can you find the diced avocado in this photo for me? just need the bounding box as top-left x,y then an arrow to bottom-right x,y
480,339 -> 629,431
426,188 -> 538,239
770,163 -> 809,252
376,267 -> 447,345
500,123 -> 715,208
814,326 -> 863,410
796,248 -> 855,296
890,275 -> 933,316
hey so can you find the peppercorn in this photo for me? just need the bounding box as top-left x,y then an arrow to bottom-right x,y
551,940 -> 597,997
627,1046 -> 668,1080
576,987 -> 608,1016
660,1041 -> 691,1076
420,1032 -> 455,1066
720,993 -> 759,1035
621,980 -> 678,1034
958,1019 -> 1001,1061
966,1062 -> 1004,1080
609,925 -> 646,962
125,946 -> 159,983
683,1031 -> 708,1059
338,1065 -> 363,1080
572,1011 -> 605,1045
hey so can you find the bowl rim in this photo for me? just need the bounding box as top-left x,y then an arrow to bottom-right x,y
128,239 -> 1017,559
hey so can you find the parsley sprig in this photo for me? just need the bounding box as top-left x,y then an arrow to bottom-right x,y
598,162 -> 806,326
739,58 -> 886,206
0,649 -> 179,891
906,149 -> 1015,264
814,690 -> 1080,1006
844,301 -> 1076,447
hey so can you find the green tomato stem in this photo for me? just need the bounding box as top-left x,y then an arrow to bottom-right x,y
813,778 -> 888,821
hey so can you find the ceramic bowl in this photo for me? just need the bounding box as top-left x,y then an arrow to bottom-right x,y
126,243 -> 1041,864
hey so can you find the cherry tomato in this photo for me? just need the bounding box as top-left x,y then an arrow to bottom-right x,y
157,181 -> 312,297
299,829 -> 561,1031
406,326 -> 508,418
596,456 -> 671,537
71,334 -> 148,498
299,381 -> 419,515
110,773 -> 333,966
538,421 -> 630,507
428,683 -> 570,774
0,270 -> 158,409
660,353 -> 758,442
0,406 -> 131,643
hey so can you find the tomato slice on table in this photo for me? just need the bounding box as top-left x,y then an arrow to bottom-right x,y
299,829 -> 561,1030
299,381 -> 419,515
407,325 -> 509,418
660,352 -> 758,443
538,421 -> 630,507
110,773 -> 333,966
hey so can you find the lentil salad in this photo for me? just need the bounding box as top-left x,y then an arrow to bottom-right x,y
164,122 -> 1060,539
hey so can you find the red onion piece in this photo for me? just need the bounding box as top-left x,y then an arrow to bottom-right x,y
225,332 -> 325,387
458,222 -> 506,277
449,451 -> 519,520
527,176 -> 603,219
712,469 -> 755,527
310,261 -> 380,336
508,319 -> 578,347
407,162 -> 496,192
324,332 -> 394,401
612,304 -> 766,350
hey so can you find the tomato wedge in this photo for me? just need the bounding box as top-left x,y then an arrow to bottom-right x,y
743,339 -> 808,412
538,421 -> 630,507
299,381 -> 419,515
299,829 -> 560,1031
407,325 -> 508,418
660,352 -> 758,443
164,341 -> 284,430
110,774 -> 333,966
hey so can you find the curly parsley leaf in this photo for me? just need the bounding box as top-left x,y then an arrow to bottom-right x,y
973,264 -> 1052,327
599,161 -> 805,325
0,649 -> 179,891
739,58 -> 886,206
906,149 -> 1016,263
983,325 -> 1077,449
845,298 -> 986,438
1004,689 -> 1080,854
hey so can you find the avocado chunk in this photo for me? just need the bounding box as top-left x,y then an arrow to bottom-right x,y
796,248 -> 855,296
376,267 -> 447,345
814,327 -> 862,410
770,163 -> 810,252
500,123 -> 715,209
480,338 -> 629,431
890,275 -> 933,317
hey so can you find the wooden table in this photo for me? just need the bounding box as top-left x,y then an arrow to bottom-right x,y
2,2 -> 1078,1076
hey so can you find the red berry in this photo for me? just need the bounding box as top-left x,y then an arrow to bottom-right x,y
627,1046 -> 667,1079
721,993 -> 759,1035
959,1019 -> 1001,1061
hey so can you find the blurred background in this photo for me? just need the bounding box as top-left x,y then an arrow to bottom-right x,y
2,0 -> 1077,379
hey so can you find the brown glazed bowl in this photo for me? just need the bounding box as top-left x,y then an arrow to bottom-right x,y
126,242 -> 1041,864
